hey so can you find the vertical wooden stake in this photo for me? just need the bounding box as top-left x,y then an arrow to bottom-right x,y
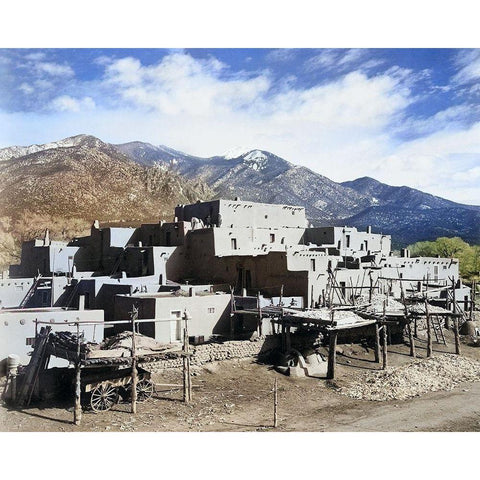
454,317 -> 461,355
74,323 -> 82,426
131,306 -> 138,414
407,321 -> 416,358
469,281 -> 475,321
327,331 -> 337,379
273,377 -> 278,428
369,274 -> 373,303
425,300 -> 432,358
183,311 -> 192,403
374,323 -> 380,363
382,325 -> 388,370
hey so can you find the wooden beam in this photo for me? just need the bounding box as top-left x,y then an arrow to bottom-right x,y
74,323 -> 82,426
374,323 -> 380,363
425,300 -> 432,358
454,317 -> 461,355
131,308 -> 138,414
407,321 -> 416,358
273,377 -> 278,428
382,325 -> 388,370
327,331 -> 338,379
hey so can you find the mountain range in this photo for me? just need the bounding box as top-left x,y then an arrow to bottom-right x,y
1,134 -> 479,249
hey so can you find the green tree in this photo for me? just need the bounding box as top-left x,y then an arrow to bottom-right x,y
408,237 -> 479,281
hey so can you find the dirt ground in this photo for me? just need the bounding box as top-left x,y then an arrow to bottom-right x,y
2,328 -> 480,432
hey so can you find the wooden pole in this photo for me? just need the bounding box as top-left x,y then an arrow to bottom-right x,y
369,273 -> 373,303
183,311 -> 192,403
407,321 -> 416,358
381,325 -> 388,370
131,308 -> 138,414
452,277 -> 456,313
374,323 -> 380,363
425,300 -> 432,358
327,331 -> 338,379
74,322 -> 82,426
469,280 -> 475,320
454,317 -> 461,355
273,377 -> 278,428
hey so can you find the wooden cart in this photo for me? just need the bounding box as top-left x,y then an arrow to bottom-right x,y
81,365 -> 154,412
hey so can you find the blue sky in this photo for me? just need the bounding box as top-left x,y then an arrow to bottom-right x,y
1,48 -> 480,205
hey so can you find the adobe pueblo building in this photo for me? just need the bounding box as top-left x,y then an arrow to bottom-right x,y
0,198 -> 472,374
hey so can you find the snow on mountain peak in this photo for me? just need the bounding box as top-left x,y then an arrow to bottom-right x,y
223,146 -> 255,160
243,150 -> 268,171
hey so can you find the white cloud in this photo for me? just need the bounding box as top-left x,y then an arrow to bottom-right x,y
50,95 -> 95,112
2,51 -> 480,206
35,61 -> 74,77
103,53 -> 270,115
19,82 -> 34,95
304,49 -> 374,73
24,52 -> 46,61
453,49 -> 480,85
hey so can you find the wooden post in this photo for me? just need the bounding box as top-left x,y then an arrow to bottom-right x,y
369,273 -> 373,303
382,325 -> 388,370
74,322 -> 82,426
183,310 -> 192,403
327,331 -> 338,379
273,377 -> 278,428
131,308 -> 138,414
454,317 -> 461,355
425,300 -> 432,358
470,281 -> 475,320
445,314 -> 451,330
257,291 -> 262,336
406,321 -> 416,358
451,277 -> 456,313
374,323 -> 380,363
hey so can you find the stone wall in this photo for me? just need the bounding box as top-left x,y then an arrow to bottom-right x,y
140,335 -> 278,372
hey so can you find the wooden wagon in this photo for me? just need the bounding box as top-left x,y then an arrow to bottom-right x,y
81,365 -> 154,412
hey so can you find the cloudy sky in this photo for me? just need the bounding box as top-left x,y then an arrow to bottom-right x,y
1,48 -> 480,205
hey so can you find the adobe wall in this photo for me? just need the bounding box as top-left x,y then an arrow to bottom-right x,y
139,335 -> 279,372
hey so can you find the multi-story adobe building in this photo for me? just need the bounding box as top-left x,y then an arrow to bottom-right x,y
0,198 -> 470,371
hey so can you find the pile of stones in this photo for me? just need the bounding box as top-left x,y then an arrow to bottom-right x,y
340,353 -> 480,401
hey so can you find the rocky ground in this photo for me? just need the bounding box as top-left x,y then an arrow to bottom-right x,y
2,326 -> 480,432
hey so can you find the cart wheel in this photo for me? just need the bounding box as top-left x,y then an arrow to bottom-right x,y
136,379 -> 154,401
90,384 -> 119,412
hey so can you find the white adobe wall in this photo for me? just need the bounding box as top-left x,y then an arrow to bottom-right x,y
0,308 -> 104,374
153,293 -> 231,343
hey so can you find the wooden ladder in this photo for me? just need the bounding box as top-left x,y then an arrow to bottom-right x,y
16,326 -> 52,406
19,274 -> 42,308
431,314 -> 447,346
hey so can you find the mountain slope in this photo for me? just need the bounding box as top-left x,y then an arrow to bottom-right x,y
174,149 -> 375,223
3,136 -> 479,249
0,135 -> 212,223
340,177 -> 480,245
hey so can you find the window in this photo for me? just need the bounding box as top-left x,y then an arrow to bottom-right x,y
270,233 -> 275,243
310,259 -> 316,272
346,235 -> 351,248
231,238 -> 237,250
207,307 -> 215,314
